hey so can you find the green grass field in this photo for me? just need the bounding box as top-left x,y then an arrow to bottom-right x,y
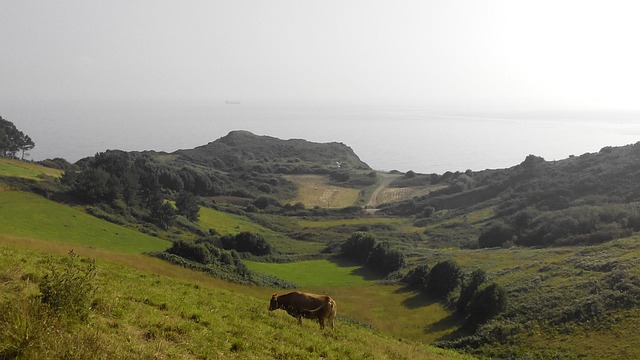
0,191 -> 170,254
198,206 -> 270,235
244,258 -> 460,343
0,158 -> 63,180
244,258 -> 379,287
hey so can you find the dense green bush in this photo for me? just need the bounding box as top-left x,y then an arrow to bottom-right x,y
340,232 -> 406,275
340,232 -> 377,262
404,264 -> 430,289
252,195 -> 281,210
465,283 -> 507,328
220,232 -> 273,256
478,222 -> 514,248
456,269 -> 487,315
366,242 -> 406,274
167,240 -> 212,264
425,260 -> 462,299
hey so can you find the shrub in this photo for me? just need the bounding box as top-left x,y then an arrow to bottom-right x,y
366,242 -> 406,274
38,250 -> 97,322
456,269 -> 487,315
252,195 -> 280,210
465,283 -> 507,327
426,260 -> 462,299
220,232 -> 273,256
478,222 -> 514,248
167,240 -> 212,264
404,264 -> 430,289
340,232 -> 377,263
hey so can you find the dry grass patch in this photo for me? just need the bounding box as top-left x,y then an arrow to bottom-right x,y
284,175 -> 360,208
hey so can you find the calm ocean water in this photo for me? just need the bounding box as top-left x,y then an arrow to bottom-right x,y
4,100 -> 640,174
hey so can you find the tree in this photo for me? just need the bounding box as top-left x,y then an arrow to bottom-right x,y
0,116 -> 35,159
176,191 -> 200,222
71,167 -> 112,203
149,197 -> 177,229
18,134 -> 35,159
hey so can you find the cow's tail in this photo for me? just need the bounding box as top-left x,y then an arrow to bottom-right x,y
303,297 -> 332,316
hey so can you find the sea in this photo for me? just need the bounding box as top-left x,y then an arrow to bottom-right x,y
4,100 -> 640,174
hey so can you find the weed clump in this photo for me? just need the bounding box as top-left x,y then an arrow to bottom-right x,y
39,250 -> 97,322
0,250 -> 98,359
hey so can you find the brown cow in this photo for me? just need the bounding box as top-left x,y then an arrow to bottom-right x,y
269,291 -> 337,330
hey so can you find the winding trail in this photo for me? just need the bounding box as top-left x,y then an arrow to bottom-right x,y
366,172 -> 402,209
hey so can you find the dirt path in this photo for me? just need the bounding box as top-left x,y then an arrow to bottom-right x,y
366,172 -> 402,209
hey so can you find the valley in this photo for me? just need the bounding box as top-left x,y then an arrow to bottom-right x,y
2,132 -> 640,359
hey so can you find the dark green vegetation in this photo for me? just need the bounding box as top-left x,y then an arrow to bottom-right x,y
3,126 -> 640,358
175,130 -> 370,175
340,231 -> 406,274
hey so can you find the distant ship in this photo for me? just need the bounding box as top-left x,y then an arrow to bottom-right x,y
225,100 -> 241,105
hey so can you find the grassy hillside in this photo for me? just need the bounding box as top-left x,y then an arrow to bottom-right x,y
175,130 -> 371,173
0,191 -> 170,254
198,206 -> 325,255
5,136 -> 640,358
0,243 -> 471,360
0,158 -> 63,181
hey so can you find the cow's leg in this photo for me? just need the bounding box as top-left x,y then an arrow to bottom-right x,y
319,318 -> 325,330
297,315 -> 303,326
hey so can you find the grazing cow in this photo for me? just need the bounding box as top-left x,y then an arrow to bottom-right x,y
269,291 -> 337,330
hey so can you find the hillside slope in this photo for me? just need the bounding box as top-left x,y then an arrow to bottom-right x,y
0,191 -> 170,253
0,243 -> 471,359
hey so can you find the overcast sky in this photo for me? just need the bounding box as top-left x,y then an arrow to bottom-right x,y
2,1 -> 640,110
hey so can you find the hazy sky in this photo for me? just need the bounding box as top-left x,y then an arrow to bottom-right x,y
2,1 -> 640,110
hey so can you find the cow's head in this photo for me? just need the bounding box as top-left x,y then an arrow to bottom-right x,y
268,293 -> 279,311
